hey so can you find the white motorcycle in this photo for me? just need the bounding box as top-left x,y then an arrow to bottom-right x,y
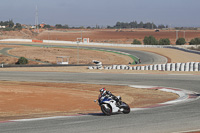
95,95 -> 130,116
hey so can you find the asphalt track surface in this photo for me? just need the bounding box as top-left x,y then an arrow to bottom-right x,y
0,44 -> 200,133
0,72 -> 200,133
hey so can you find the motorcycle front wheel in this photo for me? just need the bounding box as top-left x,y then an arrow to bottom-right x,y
101,104 -> 112,116
121,102 -> 130,114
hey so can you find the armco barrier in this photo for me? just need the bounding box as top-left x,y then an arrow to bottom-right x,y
88,62 -> 200,71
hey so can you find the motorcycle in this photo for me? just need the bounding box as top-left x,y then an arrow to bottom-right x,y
94,95 -> 130,116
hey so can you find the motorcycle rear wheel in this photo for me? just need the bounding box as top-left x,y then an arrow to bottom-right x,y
101,104 -> 112,116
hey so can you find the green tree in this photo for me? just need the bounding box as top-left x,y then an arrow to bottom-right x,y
8,20 -> 14,28
159,38 -> 170,45
176,38 -> 186,45
143,35 -> 158,45
16,57 -> 29,64
132,39 -> 142,44
189,38 -> 200,45
55,24 -> 62,29
44,24 -> 51,28
15,23 -> 22,30
158,24 -> 166,29
138,22 -> 144,28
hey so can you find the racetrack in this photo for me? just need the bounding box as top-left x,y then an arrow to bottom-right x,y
0,72 -> 200,133
0,43 -> 168,65
0,44 -> 200,133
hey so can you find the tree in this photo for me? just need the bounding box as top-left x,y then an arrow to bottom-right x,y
16,57 -> 29,64
112,21 -> 158,29
176,38 -> 186,45
143,35 -> 158,45
132,39 -> 142,44
7,20 -> 14,28
15,23 -> 22,30
189,38 -> 200,45
63,24 -> 69,29
44,24 -> 51,28
138,22 -> 144,28
144,22 -> 152,29
55,24 -> 62,29
159,38 -> 170,45
158,24 -> 166,29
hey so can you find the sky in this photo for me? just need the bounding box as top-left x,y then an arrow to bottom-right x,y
0,0 -> 199,27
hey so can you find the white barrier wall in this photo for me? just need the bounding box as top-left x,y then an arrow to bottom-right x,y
89,62 -> 200,71
0,39 -> 32,42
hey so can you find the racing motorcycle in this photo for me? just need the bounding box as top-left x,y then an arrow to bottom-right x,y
95,95 -> 130,116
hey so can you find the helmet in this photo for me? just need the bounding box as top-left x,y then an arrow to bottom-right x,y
100,88 -> 106,95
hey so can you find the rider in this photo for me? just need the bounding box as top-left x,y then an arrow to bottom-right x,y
99,88 -> 121,107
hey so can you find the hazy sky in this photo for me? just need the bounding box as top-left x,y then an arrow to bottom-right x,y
0,0 -> 199,27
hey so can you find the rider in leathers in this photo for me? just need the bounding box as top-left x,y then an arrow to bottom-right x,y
99,88 -> 120,107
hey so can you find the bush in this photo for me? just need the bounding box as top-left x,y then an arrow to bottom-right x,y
131,39 -> 141,44
16,57 -> 29,64
189,38 -> 200,45
159,38 -> 170,45
176,38 -> 186,45
143,35 -> 158,45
